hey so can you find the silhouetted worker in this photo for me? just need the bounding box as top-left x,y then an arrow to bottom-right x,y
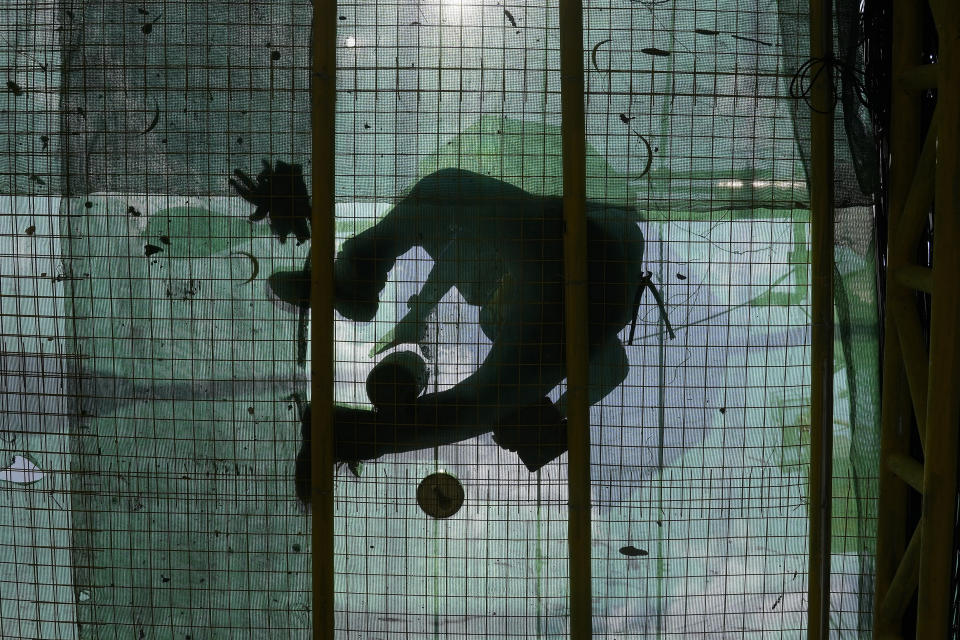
232,162 -> 668,478
332,168 -> 658,471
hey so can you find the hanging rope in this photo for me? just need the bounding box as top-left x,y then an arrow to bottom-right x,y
789,55 -> 871,114
628,271 -> 675,345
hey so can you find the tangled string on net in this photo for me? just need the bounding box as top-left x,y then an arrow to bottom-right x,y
789,55 -> 871,115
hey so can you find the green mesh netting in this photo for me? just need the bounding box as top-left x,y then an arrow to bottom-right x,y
0,0 -> 880,637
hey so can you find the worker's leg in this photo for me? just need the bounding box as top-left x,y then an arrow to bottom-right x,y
556,333 -> 629,415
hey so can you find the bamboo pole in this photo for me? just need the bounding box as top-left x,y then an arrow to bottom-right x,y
872,0 -> 923,635
889,297 -> 929,447
895,63 -> 938,91
558,0 -> 591,635
873,2 -> 925,638
916,3 -> 960,636
311,0 -> 337,637
885,452 -> 924,493
877,522 -> 921,627
892,265 -> 933,294
806,0 -> 834,635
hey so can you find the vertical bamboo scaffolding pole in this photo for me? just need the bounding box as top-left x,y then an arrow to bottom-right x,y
876,7 -> 922,640
558,0 -> 591,635
916,3 -> 960,635
873,0 -> 923,635
806,0 -> 834,636
311,0 -> 337,638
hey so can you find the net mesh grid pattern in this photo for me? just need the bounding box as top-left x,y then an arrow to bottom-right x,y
0,0 -> 880,638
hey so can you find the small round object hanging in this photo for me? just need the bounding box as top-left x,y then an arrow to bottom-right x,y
416,471 -> 464,519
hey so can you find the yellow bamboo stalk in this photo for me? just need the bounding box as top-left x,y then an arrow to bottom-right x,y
311,1 -> 337,638
885,452 -> 924,494
891,109 -> 938,260
916,5 -> 960,636
806,0 -> 834,636
873,324 -> 914,639
889,295 -> 929,446
558,0 -> 590,635
877,523 -> 921,627
895,63 -> 938,91
891,265 -> 933,294
873,0 -> 924,635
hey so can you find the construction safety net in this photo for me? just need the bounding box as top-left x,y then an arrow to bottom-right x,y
0,0 -> 880,637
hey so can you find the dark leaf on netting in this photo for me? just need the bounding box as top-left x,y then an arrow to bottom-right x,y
641,47 -> 671,57
142,106 -> 159,134
143,244 -> 163,257
619,545 -> 649,557
591,38 -> 611,73
6,80 -> 24,96
230,251 -> 259,285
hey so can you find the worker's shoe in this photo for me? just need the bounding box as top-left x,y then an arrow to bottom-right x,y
492,398 -> 568,472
